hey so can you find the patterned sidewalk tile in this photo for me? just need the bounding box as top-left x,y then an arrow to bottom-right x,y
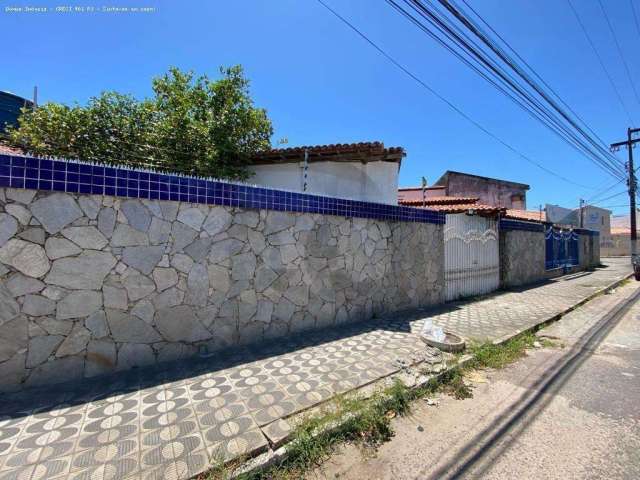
0,259 -> 630,480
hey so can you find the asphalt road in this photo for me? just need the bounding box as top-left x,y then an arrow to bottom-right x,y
310,282 -> 640,480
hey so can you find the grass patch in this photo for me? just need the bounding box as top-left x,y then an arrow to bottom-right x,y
204,331 -> 542,479
467,331 -> 537,370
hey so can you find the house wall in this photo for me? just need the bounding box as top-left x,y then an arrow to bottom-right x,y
577,230 -> 601,268
0,186 -> 444,392
498,221 -> 545,288
249,160 -> 400,205
601,233 -> 631,257
444,175 -> 527,209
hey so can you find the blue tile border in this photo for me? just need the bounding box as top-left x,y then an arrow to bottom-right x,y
0,155 -> 445,225
499,219 -> 544,233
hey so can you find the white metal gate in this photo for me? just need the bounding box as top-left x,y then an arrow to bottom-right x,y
444,213 -> 499,301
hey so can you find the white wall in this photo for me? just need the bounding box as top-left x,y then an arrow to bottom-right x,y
249,160 -> 400,205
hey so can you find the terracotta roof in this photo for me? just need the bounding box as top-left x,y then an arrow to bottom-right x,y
0,143 -> 24,155
504,209 -> 545,223
421,203 -> 505,215
253,142 -> 405,164
399,195 -> 479,206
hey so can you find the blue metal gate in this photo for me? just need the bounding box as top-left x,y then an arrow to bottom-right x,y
545,227 -> 579,270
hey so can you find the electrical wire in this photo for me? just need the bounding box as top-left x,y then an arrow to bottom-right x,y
386,0 -> 626,181
632,0 -> 640,40
315,0 -> 596,189
412,0 -> 626,179
597,0 -> 640,108
566,0 -> 636,126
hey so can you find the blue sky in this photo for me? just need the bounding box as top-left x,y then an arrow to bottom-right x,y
2,0 -> 640,213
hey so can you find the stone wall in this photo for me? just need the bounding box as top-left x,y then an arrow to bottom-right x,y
0,188 -> 444,391
499,229 -> 545,288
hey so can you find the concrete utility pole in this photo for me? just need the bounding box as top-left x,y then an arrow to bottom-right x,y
579,198 -> 585,228
610,128 -> 640,262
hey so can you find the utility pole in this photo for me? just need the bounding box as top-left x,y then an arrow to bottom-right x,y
579,199 -> 585,228
610,127 -> 640,263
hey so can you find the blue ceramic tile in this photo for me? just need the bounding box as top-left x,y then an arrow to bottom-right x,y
10,178 -> 24,188
0,176 -> 10,187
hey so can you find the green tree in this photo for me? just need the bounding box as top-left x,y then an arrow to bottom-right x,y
6,66 -> 273,180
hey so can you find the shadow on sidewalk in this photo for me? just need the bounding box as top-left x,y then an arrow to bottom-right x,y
425,287 -> 640,480
0,305 -> 434,421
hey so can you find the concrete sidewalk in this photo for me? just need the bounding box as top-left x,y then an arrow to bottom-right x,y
0,258 -> 631,480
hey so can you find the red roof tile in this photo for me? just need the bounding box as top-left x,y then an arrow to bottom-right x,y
399,195 -> 480,206
419,203 -> 505,215
253,142 -> 405,164
504,209 -> 545,223
0,143 -> 24,155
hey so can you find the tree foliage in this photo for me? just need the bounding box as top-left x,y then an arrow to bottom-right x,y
6,66 -> 273,180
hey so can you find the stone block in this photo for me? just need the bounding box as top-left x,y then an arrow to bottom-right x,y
155,305 -> 210,342
97,207 -> 116,238
120,199 -> 151,231
6,203 -> 32,225
45,251 -> 116,290
177,207 -> 206,231
117,343 -> 155,370
110,224 -> 149,247
22,294 -> 56,317
57,290 -> 102,320
0,316 -> 28,362
0,239 -> 50,278
106,309 -> 161,343
27,335 -> 64,368
123,273 -> 155,301
0,213 -> 18,248
85,339 -> 117,377
44,237 -> 82,260
103,285 -> 128,310
122,246 -> 164,275
85,311 -> 109,338
5,273 -> 44,297
203,207 -> 233,236
30,193 -> 83,234
61,226 -> 108,249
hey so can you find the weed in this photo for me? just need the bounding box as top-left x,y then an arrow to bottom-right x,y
203,331 -> 542,479
467,331 -> 537,370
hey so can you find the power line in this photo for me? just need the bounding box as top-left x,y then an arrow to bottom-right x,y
430,0 -> 626,176
584,178 -> 626,204
460,0 -> 613,152
630,0 -> 640,43
566,0 -> 636,126
597,0 -> 640,109
385,0 -> 624,180
387,0 -> 625,180
315,0 -> 596,189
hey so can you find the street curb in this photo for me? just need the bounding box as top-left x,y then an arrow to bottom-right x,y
490,270 -> 634,346
201,269 -> 634,479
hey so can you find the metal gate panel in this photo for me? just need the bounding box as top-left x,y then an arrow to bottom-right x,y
444,213 -> 500,301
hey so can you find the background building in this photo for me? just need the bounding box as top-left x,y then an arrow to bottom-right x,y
0,91 -> 33,133
433,170 -> 529,209
249,142 -> 404,205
